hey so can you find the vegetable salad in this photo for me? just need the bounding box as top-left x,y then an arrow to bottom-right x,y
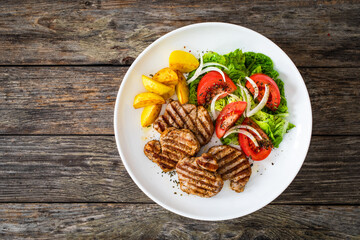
187,49 -> 294,149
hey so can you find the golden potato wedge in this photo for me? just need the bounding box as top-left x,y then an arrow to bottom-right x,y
142,75 -> 173,95
161,85 -> 175,100
133,92 -> 165,109
175,71 -> 189,104
153,67 -> 179,86
141,104 -> 162,127
169,50 -> 199,73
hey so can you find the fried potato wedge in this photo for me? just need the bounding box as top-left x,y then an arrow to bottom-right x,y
141,104 -> 162,127
161,85 -> 175,100
175,71 -> 189,104
142,75 -> 173,95
153,67 -> 178,86
133,92 -> 165,109
169,50 -> 199,73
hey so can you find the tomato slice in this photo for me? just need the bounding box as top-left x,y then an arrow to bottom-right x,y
239,118 -> 272,161
246,73 -> 281,111
197,71 -> 237,105
215,101 -> 247,139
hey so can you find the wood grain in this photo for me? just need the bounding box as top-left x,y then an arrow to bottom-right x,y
0,0 -> 359,66
0,135 -> 358,204
0,67 -> 359,135
0,204 -> 358,239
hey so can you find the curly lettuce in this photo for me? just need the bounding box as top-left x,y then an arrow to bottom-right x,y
250,111 -> 295,148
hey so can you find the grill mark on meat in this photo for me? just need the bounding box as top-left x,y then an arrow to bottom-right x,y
173,101 -> 198,135
182,104 -> 196,114
153,101 -> 214,146
164,112 -> 180,129
185,182 -> 218,195
216,150 -> 238,168
176,155 -> 223,198
156,118 -> 167,133
231,168 -> 251,193
161,144 -> 189,159
177,165 -> 217,183
185,107 -> 207,144
195,118 -> 208,145
161,134 -> 199,151
217,152 -> 244,172
198,106 -> 213,136
196,154 -> 218,172
178,178 -> 219,196
161,142 -> 194,155
144,128 -> 200,172
222,161 -> 250,180
182,162 -> 218,180
209,146 -> 234,161
207,145 -> 251,193
161,116 -> 171,129
207,146 -> 225,156
180,184 -> 207,196
177,168 -> 219,191
232,168 -> 252,182
149,152 -> 176,171
166,103 -> 185,128
157,155 -> 177,169
159,154 -> 177,165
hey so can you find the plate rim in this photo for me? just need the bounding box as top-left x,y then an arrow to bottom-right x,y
114,22 -> 313,221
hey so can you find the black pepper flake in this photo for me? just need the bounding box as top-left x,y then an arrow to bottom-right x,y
250,163 -> 253,167
149,74 -> 154,77
174,192 -> 177,194
167,170 -> 176,178
271,162 -> 274,165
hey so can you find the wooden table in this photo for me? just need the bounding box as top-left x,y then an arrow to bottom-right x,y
0,1 -> 359,239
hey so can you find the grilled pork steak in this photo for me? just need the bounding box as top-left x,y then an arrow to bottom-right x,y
144,128 -> 200,172
208,145 -> 251,193
153,100 -> 214,146
176,153 -> 223,198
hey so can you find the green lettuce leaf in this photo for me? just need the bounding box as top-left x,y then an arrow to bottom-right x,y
244,52 -> 288,113
220,133 -> 238,145
250,111 -> 295,148
223,49 -> 247,83
188,77 -> 200,105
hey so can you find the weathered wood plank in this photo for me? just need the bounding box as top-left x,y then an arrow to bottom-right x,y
0,0 -> 359,66
0,204 -> 358,239
0,135 -> 358,204
0,67 -> 359,135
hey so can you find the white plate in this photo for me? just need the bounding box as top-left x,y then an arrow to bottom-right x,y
114,22 -> 312,221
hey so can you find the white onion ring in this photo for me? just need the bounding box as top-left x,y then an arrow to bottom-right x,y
223,129 -> 259,147
198,67 -> 226,82
203,62 -> 229,71
246,76 -> 259,99
209,93 -> 241,120
247,84 -> 269,117
237,84 -> 251,117
226,125 -> 263,140
186,53 -> 204,84
210,92 -> 225,120
227,93 -> 241,102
